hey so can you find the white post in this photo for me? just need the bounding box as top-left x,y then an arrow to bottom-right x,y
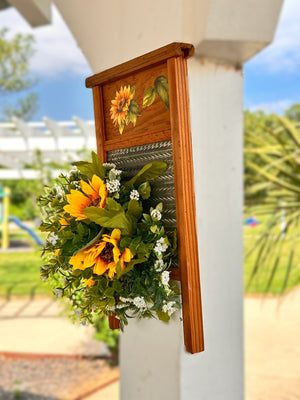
53,1 -> 284,398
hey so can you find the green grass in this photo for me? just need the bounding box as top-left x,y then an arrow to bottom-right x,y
1,224 -> 300,297
244,224 -> 300,295
0,250 -> 52,298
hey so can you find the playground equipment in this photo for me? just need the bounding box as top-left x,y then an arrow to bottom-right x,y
0,186 -> 10,249
0,185 -> 43,249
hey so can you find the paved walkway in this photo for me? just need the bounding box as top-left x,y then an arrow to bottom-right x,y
0,291 -> 299,400
0,299 -> 104,356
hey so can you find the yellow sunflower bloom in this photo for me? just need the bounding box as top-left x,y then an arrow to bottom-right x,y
110,86 -> 133,132
69,229 -> 133,280
63,175 -> 107,221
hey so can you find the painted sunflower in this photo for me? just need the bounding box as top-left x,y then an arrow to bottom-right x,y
63,175 -> 107,221
69,229 -> 133,279
110,86 -> 133,134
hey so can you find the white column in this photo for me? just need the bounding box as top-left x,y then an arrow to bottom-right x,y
119,59 -> 244,400
181,58 -> 244,399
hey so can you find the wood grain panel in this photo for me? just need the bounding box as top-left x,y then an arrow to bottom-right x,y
102,63 -> 170,141
168,56 -> 205,354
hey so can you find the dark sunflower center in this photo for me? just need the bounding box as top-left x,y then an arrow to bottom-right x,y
99,242 -> 114,263
89,197 -> 101,208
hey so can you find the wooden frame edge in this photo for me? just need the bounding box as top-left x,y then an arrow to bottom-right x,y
167,56 -> 204,354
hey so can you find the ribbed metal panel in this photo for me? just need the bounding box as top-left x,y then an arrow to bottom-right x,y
107,140 -> 177,241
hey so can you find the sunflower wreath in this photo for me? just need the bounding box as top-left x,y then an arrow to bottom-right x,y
38,152 -> 180,329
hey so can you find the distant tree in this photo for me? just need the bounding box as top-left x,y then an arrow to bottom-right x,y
0,28 -> 38,121
244,112 -> 300,293
285,103 -> 300,122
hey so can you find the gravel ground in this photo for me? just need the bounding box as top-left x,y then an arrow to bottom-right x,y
0,356 -> 116,400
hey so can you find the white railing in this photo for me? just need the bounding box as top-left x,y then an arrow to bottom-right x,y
0,117 -> 96,179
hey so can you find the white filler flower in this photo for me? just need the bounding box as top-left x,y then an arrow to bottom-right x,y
154,237 -> 168,255
133,296 -> 147,309
111,168 -> 122,176
103,163 -> 116,168
48,233 -> 58,246
162,301 -> 176,316
154,259 -> 164,272
130,190 -> 140,201
151,209 -> 162,221
161,271 -> 170,286
106,179 -> 120,193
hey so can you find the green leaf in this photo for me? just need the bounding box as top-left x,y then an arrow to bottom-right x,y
72,151 -> 105,179
104,287 -> 115,297
115,261 -> 123,279
83,198 -> 132,235
143,86 -> 156,107
72,229 -> 103,256
119,236 -> 131,251
127,199 -> 143,219
138,182 -> 151,199
91,151 -> 106,179
117,257 -> 147,278
125,161 -> 168,188
156,202 -> 163,212
157,311 -> 170,322
150,225 -> 157,233
154,76 -> 169,109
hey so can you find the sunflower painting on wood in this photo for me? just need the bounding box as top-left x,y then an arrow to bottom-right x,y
110,85 -> 141,134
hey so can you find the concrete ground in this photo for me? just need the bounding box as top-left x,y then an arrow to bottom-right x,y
0,291 -> 299,400
245,288 -> 300,400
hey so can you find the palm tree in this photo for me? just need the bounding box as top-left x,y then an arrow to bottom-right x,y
244,112 -> 300,293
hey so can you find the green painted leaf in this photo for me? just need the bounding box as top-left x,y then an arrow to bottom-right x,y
154,76 -> 169,109
83,198 -> 132,235
126,111 -> 137,127
130,85 -> 136,96
138,182 -> 151,199
128,99 -> 141,116
143,86 -> 156,107
125,161 -> 168,188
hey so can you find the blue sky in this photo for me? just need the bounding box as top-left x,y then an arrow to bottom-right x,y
0,0 -> 299,121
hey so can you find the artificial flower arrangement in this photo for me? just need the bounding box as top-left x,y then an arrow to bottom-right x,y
38,152 -> 180,329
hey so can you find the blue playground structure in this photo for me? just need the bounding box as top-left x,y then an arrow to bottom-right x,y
0,185 -> 43,249
9,215 -> 43,246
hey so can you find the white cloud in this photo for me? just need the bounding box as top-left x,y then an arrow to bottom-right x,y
0,5 -> 92,77
246,99 -> 293,114
249,0 -> 300,73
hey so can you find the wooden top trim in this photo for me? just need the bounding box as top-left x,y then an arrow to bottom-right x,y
85,42 -> 194,88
